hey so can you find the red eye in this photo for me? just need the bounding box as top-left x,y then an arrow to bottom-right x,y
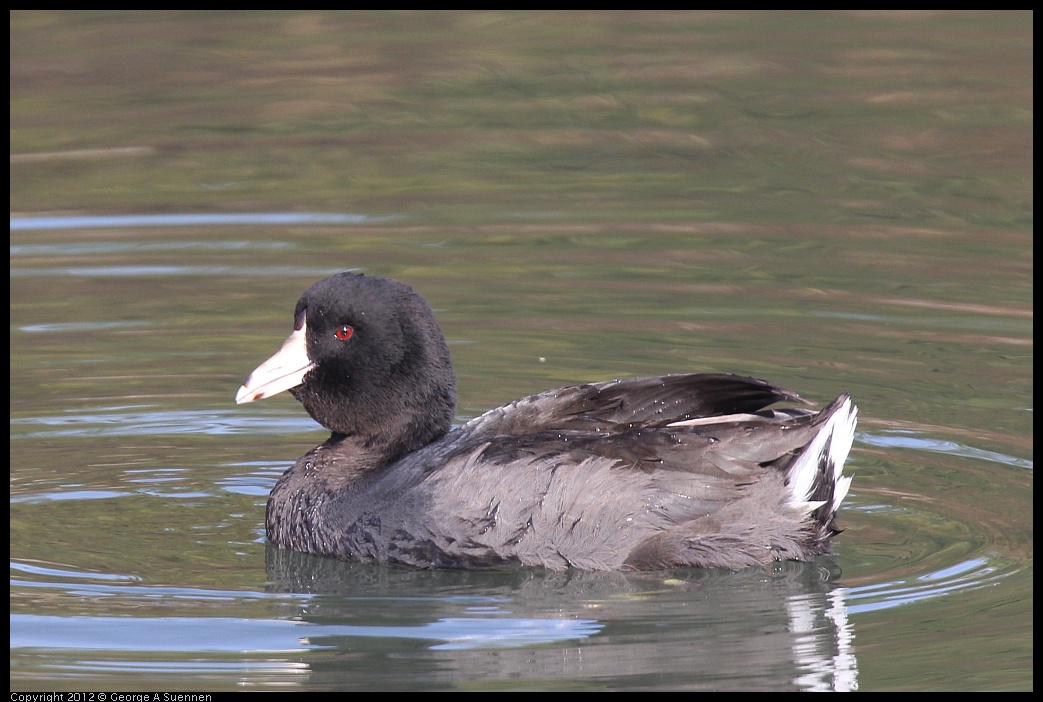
335,325 -> 354,340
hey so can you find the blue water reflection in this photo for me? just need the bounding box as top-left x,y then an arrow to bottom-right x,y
10,213 -> 395,231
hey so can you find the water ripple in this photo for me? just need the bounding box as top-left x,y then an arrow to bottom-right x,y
10,212 -> 398,231
844,556 -> 1011,614
860,430 -> 1032,470
11,408 -> 320,438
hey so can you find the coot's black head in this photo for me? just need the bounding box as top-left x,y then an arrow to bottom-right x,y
237,272 -> 457,459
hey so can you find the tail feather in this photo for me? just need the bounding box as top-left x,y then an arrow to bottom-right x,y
785,395 -> 857,527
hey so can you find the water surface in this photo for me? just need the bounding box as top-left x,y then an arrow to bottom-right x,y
10,11 -> 1032,691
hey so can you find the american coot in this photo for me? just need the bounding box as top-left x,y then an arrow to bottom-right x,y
236,272 -> 856,571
